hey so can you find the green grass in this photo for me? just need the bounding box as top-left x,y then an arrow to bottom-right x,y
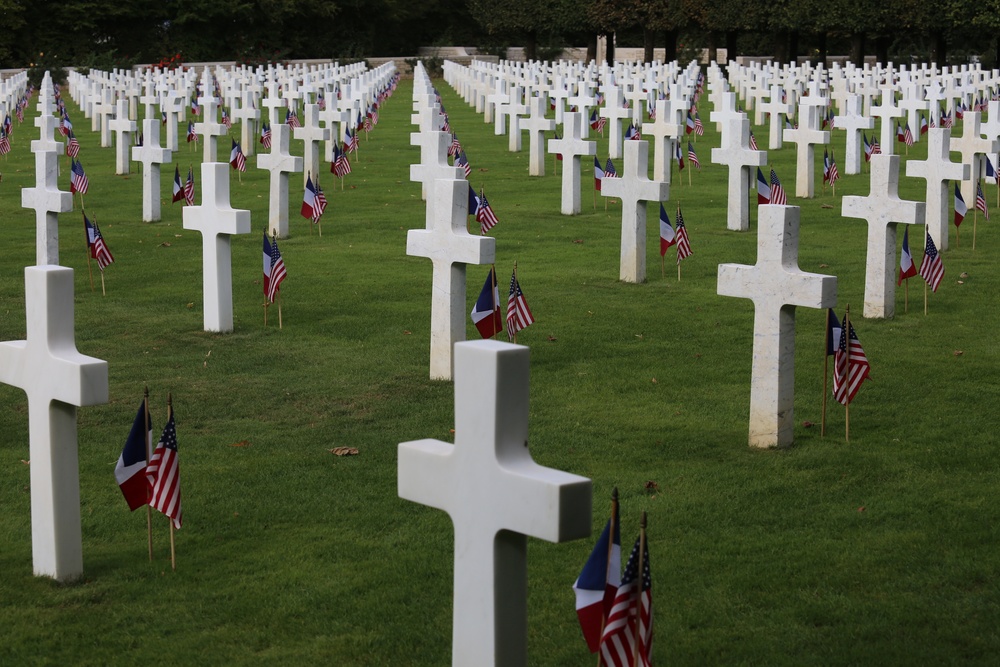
0,74 -> 999,665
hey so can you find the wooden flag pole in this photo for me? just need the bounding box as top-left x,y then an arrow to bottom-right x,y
660,254 -> 665,279
100,269 -> 106,296
904,277 -> 909,314
489,264 -> 498,340
278,290 -> 283,330
631,511 -> 647,667
167,393 -> 176,571
595,486 -> 619,667
956,224 -> 961,248
144,386 -> 153,561
821,308 -> 830,437
973,206 -> 978,251
924,277 -> 929,316
688,164 -> 692,187
843,306 -> 851,443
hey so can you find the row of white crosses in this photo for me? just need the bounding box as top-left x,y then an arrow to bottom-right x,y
2,73 -> 109,581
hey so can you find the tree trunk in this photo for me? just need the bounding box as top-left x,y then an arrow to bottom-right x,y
875,34 -> 889,66
587,34 -> 598,64
524,29 -> 537,62
789,30 -> 800,63
932,30 -> 946,65
850,32 -> 865,66
725,30 -> 738,64
664,29 -> 678,63
606,33 -> 615,65
643,27 -> 655,63
707,31 -> 718,65
773,30 -> 788,64
815,31 -> 828,67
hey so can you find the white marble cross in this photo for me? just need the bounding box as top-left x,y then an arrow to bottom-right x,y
832,94 -> 874,175
897,83 -> 928,143
599,85 -> 631,160
644,98 -> 684,183
262,77 -> 285,127
0,267 -> 109,580
256,123 -> 303,239
782,101 -> 830,198
601,140 -> 670,283
522,95 -> 555,176
94,88 -> 115,148
294,102 -> 329,188
717,205 -> 837,448
951,111 -> 1000,207
232,90 -> 260,158
109,99 -> 136,175
488,79 -> 511,136
712,116 -> 767,231
870,87 -> 903,156
406,176 -> 494,381
505,86 -> 529,152
398,340 -> 592,665
181,163 -> 252,332
131,118 -> 173,222
547,111 -> 597,215
760,85 -> 794,150
905,128 -> 970,252
161,88 -> 186,152
22,141 -> 73,266
194,74 -> 228,163
842,154 -> 925,319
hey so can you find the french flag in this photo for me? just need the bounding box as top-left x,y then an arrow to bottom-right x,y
756,167 -> 771,204
114,401 -> 152,511
301,175 -> 319,221
898,227 -> 918,285
573,510 -> 621,653
470,267 -> 502,339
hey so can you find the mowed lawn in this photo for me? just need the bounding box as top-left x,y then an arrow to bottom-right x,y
0,66 -> 999,665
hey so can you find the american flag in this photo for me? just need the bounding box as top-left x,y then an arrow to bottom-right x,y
456,150 -> 471,178
863,133 -> 874,162
229,140 -> 246,172
184,167 -> 195,206
260,122 -> 272,149
334,142 -> 352,176
919,231 -> 944,292
675,205 -> 692,263
85,215 -> 115,270
266,236 -> 287,303
902,123 -> 914,146
317,93 -> 326,111
693,112 -> 704,136
976,181 -> 989,219
769,169 -> 787,205
314,181 -> 328,223
605,157 -> 617,178
0,128 -> 10,155
146,412 -> 182,529
833,318 -> 871,405
286,109 -> 301,128
505,268 -> 535,340
598,537 -> 652,667
70,159 -> 89,195
347,127 -> 358,152
870,135 -> 882,155
186,121 -> 197,143
687,141 -> 700,168
60,112 -> 72,135
828,151 -> 840,186
476,189 -> 499,234
221,107 -> 232,129
449,132 -> 461,157
749,128 -> 758,151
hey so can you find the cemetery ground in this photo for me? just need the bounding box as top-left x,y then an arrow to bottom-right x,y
1,75 -> 1000,665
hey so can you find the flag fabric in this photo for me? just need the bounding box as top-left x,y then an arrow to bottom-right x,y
0,128 -> 11,155
184,166 -> 195,206
903,123 -> 914,146
301,174 -> 320,221
70,159 -> 89,195
146,412 -> 182,529
186,121 -> 196,143
828,151 -> 840,186
266,235 -> 287,303
769,169 -> 787,205
598,536 -> 652,667
84,215 -> 114,270
659,203 -> 675,256
456,150 -> 471,178
693,112 -> 704,135
687,142 -> 700,168
172,166 -> 184,203
676,205 -> 692,263
61,112 -> 73,135
285,109 -> 301,128
476,190 -> 499,234
896,123 -> 905,143
346,127 -> 358,152
749,128 -> 758,151
262,233 -> 272,297
676,142 -> 685,171
976,181 -> 989,219
605,157 -> 617,179
115,400 -> 152,511
871,135 -> 882,155
590,108 -> 601,130
825,308 -> 843,357
919,231 -> 944,292
334,142 -> 352,176
470,267 -> 503,338
823,150 -> 831,184
833,318 -> 871,405
449,133 -> 461,157
506,269 -> 535,340
919,114 -> 929,135
594,156 -> 605,191
898,227 -> 918,285
221,107 -> 232,129
313,181 -> 328,222
260,122 -> 272,149
467,184 -> 480,217
863,133 -> 874,162
229,139 -> 246,172
757,167 -> 771,204
954,183 -> 967,227
986,156 -> 998,185
685,111 -> 695,134
573,510 -> 622,653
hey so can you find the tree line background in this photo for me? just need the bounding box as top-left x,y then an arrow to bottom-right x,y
2,0 -> 1000,72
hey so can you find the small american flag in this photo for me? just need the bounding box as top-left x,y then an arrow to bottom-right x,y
456,150 -> 471,178
221,107 -> 232,129
314,181 -> 328,223
0,129 -> 10,155
260,122 -> 272,149
266,236 -> 287,303
598,536 -> 652,667
86,216 -> 115,270
749,128 -> 758,151
833,318 -> 871,405
334,143 -> 352,176
675,205 -> 692,264
976,181 -> 989,219
476,190 -> 499,234
919,231 -> 944,292
229,140 -> 246,172
70,159 -> 89,195
146,412 -> 182,529
828,151 -> 840,186
506,268 -> 535,340
286,109 -> 301,128
186,121 -> 197,143
693,112 -> 704,136
184,167 -> 195,206
769,169 -> 787,205
687,141 -> 700,168
449,133 -> 461,157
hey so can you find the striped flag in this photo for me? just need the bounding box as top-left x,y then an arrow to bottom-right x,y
828,150 -> 840,186
505,268 -> 535,340
476,189 -> 499,234
265,235 -> 287,303
675,205 -> 692,264
749,128 -> 758,151
687,141 -> 700,168
975,181 -> 989,219
898,227 -> 917,285
769,169 -> 787,205
919,230 -> 944,292
0,128 -> 11,155
70,159 -> 89,195
146,412 -> 182,529
863,133 -> 874,162
456,150 -> 471,178
184,167 -> 195,206
757,167 -> 771,204
693,111 -> 704,135
229,139 -> 246,172
598,536 -> 652,667
833,319 -> 871,405
954,183 -> 967,227
260,122 -> 272,149
84,215 -> 115,270
659,203 -> 675,256
65,131 -> 80,157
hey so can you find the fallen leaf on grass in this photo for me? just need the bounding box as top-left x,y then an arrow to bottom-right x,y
803,421 -> 814,428
651,378 -> 657,384
954,350 -> 964,356
819,263 -> 829,268
229,440 -> 251,447
857,506 -> 866,512
547,335 -> 557,342
330,447 -> 359,456
403,330 -> 411,335
821,204 -> 833,209
573,239 -> 584,244
961,272 -> 969,278
159,242 -> 171,247
957,280 -> 964,284
20,459 -> 29,465
186,303 -> 194,309
644,480 -> 660,493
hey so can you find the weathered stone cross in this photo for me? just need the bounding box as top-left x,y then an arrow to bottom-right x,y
109,99 -> 136,175
711,116 -> 767,231
131,118 -> 173,222
256,123 -> 303,239
547,111 -> 597,215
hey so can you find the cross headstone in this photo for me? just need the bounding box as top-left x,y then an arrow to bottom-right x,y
262,77 -> 285,127
488,79 -> 511,136
870,87 -> 903,156
22,140 -> 73,266
644,98 -> 683,183
897,82 -> 929,143
782,100 -> 830,198
232,89 -> 260,158
505,86 -> 528,152
905,128 -> 970,251
398,339 -> 592,665
547,112 -> 597,215
842,154 -> 925,319
832,94 -> 874,175
256,124 -> 303,239
522,96 -> 555,177
599,85 -> 631,160
94,87 -> 115,148
951,111 -> 1000,207
601,140 -> 670,283
131,118 -> 173,222
109,99 -> 136,175
406,176 -> 494,381
181,163 -> 252,332
161,88 -> 185,152
760,85 -> 794,150
711,116 -> 767,231
194,74 -> 228,163
717,205 -> 837,448
293,102 -> 329,188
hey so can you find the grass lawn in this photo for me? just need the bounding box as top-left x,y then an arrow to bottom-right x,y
0,67 -> 998,665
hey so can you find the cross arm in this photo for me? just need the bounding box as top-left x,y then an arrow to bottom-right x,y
398,438 -> 455,512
